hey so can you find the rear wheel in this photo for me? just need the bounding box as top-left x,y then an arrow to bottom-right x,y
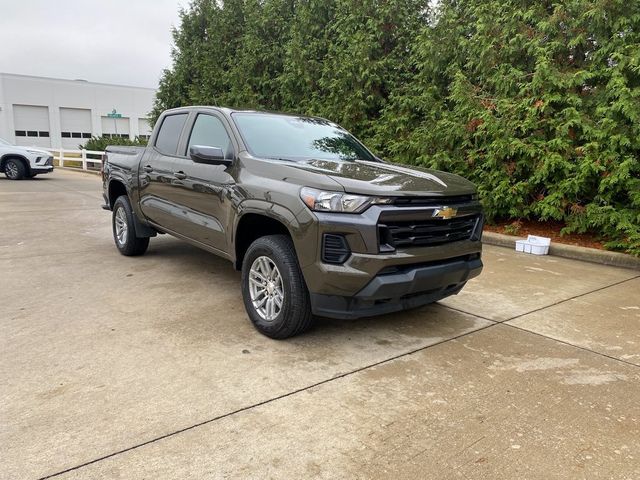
241,235 -> 314,339
112,196 -> 150,256
4,159 -> 26,180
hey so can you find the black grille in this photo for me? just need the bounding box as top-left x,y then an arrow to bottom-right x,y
45,157 -> 53,166
322,234 -> 351,264
380,214 -> 481,249
391,195 -> 474,207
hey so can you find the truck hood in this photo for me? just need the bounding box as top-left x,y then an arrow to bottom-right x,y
289,159 -> 476,197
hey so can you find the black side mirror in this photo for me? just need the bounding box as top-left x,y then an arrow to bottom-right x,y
190,145 -> 231,166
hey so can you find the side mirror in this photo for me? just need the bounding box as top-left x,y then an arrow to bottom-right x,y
190,145 -> 231,166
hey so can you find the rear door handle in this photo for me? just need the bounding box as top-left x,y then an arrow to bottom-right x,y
143,165 -> 153,173
174,171 -> 187,180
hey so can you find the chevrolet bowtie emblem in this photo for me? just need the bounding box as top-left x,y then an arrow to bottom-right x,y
432,206 -> 458,219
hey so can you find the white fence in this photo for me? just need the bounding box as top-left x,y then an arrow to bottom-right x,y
46,148 -> 105,171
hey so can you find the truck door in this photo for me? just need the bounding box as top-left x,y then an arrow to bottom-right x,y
138,112 -> 189,230
164,112 -> 236,254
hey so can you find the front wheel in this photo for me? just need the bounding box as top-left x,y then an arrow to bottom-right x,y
112,196 -> 150,256
241,235 -> 314,339
4,159 -> 26,180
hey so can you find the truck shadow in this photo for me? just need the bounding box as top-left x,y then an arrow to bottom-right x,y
144,236 -> 485,346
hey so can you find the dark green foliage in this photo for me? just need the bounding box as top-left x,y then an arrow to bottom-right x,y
154,0 -> 640,255
82,136 -> 148,151
378,0 -> 640,255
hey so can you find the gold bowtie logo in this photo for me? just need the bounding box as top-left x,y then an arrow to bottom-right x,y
432,206 -> 458,219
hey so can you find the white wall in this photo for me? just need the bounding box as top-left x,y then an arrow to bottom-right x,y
0,73 -> 156,148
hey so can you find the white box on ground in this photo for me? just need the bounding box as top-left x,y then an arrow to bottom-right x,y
515,235 -> 551,255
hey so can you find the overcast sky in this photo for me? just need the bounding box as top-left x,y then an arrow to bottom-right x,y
0,0 -> 189,89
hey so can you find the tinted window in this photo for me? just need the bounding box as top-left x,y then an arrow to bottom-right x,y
187,114 -> 233,159
155,113 -> 188,155
232,113 -> 375,162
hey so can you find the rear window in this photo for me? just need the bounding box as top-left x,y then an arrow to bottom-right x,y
155,114 -> 188,155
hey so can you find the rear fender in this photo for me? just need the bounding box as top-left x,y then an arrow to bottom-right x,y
108,175 -> 156,238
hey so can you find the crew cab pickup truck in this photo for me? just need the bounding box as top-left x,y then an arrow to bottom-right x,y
102,106 -> 483,338
0,138 -> 54,180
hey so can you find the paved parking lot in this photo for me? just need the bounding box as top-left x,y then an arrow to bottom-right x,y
1,169 -> 639,480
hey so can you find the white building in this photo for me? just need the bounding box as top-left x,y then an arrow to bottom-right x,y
0,73 -> 156,149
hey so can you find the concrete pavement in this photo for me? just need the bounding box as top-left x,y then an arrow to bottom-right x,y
1,169 -> 638,479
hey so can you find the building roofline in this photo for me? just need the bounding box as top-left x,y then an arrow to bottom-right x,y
0,72 -> 157,91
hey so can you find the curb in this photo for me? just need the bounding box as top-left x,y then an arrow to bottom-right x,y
483,231 -> 640,270
56,166 -> 101,176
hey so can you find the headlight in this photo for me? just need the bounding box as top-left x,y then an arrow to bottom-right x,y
300,187 -> 391,213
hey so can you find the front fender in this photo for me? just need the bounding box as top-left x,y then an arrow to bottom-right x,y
233,199 -> 318,268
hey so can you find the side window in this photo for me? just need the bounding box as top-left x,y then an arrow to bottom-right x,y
155,113 -> 188,155
187,114 -> 233,159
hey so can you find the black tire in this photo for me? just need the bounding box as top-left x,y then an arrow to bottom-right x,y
112,196 -> 150,256
4,159 -> 26,180
241,235 -> 314,339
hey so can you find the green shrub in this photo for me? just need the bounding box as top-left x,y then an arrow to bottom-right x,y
153,0 -> 640,255
81,136 -> 148,152
377,0 -> 640,255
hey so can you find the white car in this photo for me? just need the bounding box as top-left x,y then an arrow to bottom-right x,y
0,138 -> 54,180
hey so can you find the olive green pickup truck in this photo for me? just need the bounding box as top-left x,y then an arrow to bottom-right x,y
102,106 -> 483,338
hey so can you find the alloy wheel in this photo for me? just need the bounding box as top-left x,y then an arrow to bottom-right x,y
114,207 -> 128,245
248,256 -> 284,322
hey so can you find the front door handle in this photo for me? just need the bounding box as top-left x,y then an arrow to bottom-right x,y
143,165 -> 153,173
174,171 -> 187,180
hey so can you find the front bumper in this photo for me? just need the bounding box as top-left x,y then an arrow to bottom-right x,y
310,254 -> 482,319
30,166 -> 54,174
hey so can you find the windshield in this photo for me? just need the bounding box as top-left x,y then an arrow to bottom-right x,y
232,113 -> 376,162
0,138 -> 11,146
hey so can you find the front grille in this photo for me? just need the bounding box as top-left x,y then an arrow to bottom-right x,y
45,157 -> 53,166
379,214 -> 481,249
322,234 -> 351,264
391,195 -> 474,207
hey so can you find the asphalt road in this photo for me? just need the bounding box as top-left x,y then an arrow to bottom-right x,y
1,169 -> 639,480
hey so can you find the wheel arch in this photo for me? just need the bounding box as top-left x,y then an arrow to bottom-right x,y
1,154 -> 31,175
234,209 -> 296,271
108,178 -> 156,238
107,177 -> 129,209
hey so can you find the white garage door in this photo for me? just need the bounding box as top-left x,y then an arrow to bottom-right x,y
13,104 -> 51,147
60,108 -> 92,148
138,118 -> 152,140
101,116 -> 130,140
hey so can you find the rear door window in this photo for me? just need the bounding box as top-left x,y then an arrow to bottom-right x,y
155,113 -> 188,155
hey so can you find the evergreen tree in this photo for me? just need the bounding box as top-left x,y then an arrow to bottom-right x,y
153,0 -> 640,254
379,0 -> 640,254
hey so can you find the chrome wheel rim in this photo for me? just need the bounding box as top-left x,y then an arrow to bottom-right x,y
6,161 -> 18,179
114,207 -> 128,246
248,256 -> 284,322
